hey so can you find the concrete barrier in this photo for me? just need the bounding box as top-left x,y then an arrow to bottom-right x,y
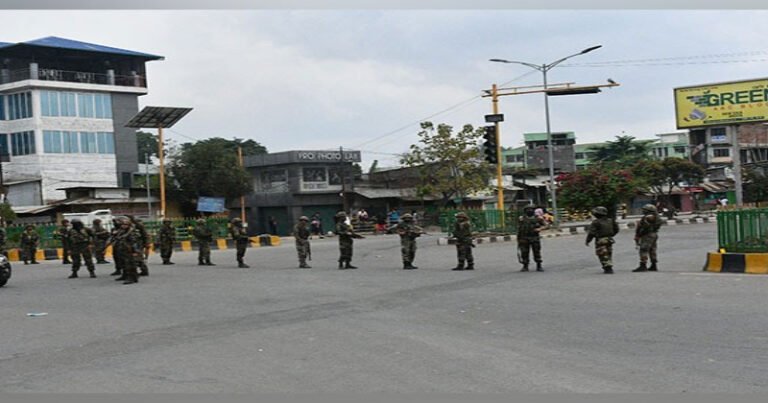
704,252 -> 768,274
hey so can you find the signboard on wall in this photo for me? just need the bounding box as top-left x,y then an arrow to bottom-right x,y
295,150 -> 361,162
197,197 -> 226,212
675,78 -> 768,129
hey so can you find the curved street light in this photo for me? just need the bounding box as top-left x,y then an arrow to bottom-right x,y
490,45 -> 602,226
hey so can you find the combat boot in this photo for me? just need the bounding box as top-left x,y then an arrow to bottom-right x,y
110,270 -> 121,276
123,276 -> 138,285
603,266 -> 614,274
536,262 -> 544,272
338,260 -> 346,270
403,263 -> 416,270
299,263 -> 311,269
238,262 -> 250,268
115,275 -> 126,281
648,262 -> 658,272
452,262 -> 465,271
206,260 -> 216,266
68,271 -> 78,279
89,270 -> 97,278
345,261 -> 358,269
632,262 -> 648,272
520,264 -> 529,272
139,270 -> 149,276
465,263 -> 474,271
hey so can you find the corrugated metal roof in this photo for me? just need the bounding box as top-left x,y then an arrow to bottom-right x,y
1,36 -> 163,60
0,42 -> 12,49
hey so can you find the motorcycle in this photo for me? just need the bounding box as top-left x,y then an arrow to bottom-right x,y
0,254 -> 11,287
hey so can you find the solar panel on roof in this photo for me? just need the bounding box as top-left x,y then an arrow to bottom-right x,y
125,106 -> 193,129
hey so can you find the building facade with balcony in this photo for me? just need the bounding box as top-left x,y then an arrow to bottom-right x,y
0,36 -> 162,206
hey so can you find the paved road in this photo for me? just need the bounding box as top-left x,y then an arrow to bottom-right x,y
1,223 -> 766,392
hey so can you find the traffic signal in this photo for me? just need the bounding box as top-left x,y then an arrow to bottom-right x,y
482,125 -> 498,164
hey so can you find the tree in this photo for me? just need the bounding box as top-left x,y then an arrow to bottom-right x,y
589,135 -> 654,165
400,122 -> 491,207
744,166 -> 768,203
0,202 -> 16,224
168,137 -> 267,215
557,163 -> 640,217
632,157 -> 704,206
136,131 -> 159,164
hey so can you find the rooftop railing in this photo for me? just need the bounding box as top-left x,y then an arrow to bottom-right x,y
1,67 -> 146,88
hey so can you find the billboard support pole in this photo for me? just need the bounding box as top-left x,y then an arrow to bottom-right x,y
732,125 -> 743,206
158,126 -> 166,218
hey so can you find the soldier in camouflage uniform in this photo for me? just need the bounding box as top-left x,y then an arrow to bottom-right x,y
452,212 -> 475,271
91,218 -> 110,264
633,204 -> 662,272
517,206 -> 548,272
108,218 -> 123,276
293,216 -> 312,268
0,222 -> 6,257
129,216 -> 150,276
112,217 -> 141,285
394,213 -> 424,270
158,218 -> 176,265
20,225 -> 39,265
193,218 -> 215,266
67,219 -> 96,278
230,218 -> 250,268
57,219 -> 72,264
585,206 -> 619,274
335,211 -> 363,269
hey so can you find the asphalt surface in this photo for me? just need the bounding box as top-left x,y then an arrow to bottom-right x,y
1,222 -> 767,393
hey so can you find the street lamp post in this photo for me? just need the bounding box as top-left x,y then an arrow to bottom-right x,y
490,45 -> 602,226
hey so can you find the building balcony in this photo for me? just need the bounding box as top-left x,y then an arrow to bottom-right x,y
1,66 -> 146,88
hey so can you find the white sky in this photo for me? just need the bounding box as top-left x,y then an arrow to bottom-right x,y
3,9 -> 768,167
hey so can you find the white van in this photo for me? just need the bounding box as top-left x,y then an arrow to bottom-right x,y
62,209 -> 114,230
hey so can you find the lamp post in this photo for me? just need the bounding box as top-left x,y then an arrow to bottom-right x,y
490,45 -> 602,226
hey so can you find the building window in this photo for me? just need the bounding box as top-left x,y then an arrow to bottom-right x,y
674,146 -> 686,154
97,132 -> 114,153
10,131 -> 35,156
43,130 -> 63,153
575,152 -> 585,159
80,131 -> 97,153
0,133 -> 8,157
713,148 -> 730,158
7,92 -> 32,120
77,93 -> 95,118
0,95 -> 5,120
303,167 -> 326,182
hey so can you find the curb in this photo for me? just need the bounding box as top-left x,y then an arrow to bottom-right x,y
438,216 -> 718,246
5,235 -> 282,263
704,252 -> 768,274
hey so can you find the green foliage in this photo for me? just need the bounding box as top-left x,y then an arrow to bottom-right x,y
588,135 -> 654,165
137,131 -> 159,164
557,163 -> 639,216
0,202 -> 16,224
632,157 -> 704,202
168,137 -> 266,214
744,167 -> 768,203
400,122 -> 491,206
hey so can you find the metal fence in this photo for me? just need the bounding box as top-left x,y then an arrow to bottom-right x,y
439,209 -> 518,235
717,208 -> 768,253
4,217 -> 232,249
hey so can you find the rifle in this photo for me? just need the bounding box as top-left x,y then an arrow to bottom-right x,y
307,241 -> 312,261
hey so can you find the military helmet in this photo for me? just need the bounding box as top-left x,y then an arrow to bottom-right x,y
401,213 -> 413,220
231,218 -> 242,224
642,204 -> 658,214
336,211 -> 347,218
70,218 -> 82,224
523,205 -> 535,212
25,224 -> 34,230
196,218 -> 206,224
299,216 -> 309,221
592,206 -> 608,217
455,212 -> 468,219
61,219 -> 69,224
114,216 -> 131,226
92,218 -> 102,224
162,217 -> 172,223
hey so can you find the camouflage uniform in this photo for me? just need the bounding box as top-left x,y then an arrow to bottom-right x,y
633,204 -> 662,272
585,206 -> 619,274
293,216 -> 311,268
130,217 -> 150,276
517,207 -> 548,271
452,212 -> 474,271
67,220 -> 96,278
230,218 -> 250,268
57,220 -> 72,264
20,226 -> 39,264
113,217 -> 140,284
335,212 -> 361,269
108,220 -> 123,276
158,219 -> 176,265
91,219 -> 110,264
193,219 -> 215,266
394,213 -> 423,270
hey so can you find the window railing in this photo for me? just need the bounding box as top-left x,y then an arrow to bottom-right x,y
1,67 -> 146,88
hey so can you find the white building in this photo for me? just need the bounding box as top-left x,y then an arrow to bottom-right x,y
0,36 -> 163,207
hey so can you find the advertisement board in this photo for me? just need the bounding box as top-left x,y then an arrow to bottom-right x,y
675,78 -> 768,128
197,197 -> 226,213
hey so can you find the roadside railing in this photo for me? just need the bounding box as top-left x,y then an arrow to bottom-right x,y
717,208 -> 768,253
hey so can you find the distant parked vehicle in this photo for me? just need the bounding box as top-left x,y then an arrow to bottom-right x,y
62,209 -> 114,230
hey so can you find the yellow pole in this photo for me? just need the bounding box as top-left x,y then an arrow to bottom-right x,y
492,84 -> 505,226
238,146 -> 246,222
158,126 -> 166,218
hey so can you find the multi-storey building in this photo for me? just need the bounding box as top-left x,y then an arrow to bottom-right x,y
0,36 -> 162,206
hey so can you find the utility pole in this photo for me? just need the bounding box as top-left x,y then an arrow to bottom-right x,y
491,84 -> 504,223
340,146 -> 348,212
145,153 -> 152,219
238,146 -> 246,223
732,125 -> 743,206
158,126 -> 166,218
